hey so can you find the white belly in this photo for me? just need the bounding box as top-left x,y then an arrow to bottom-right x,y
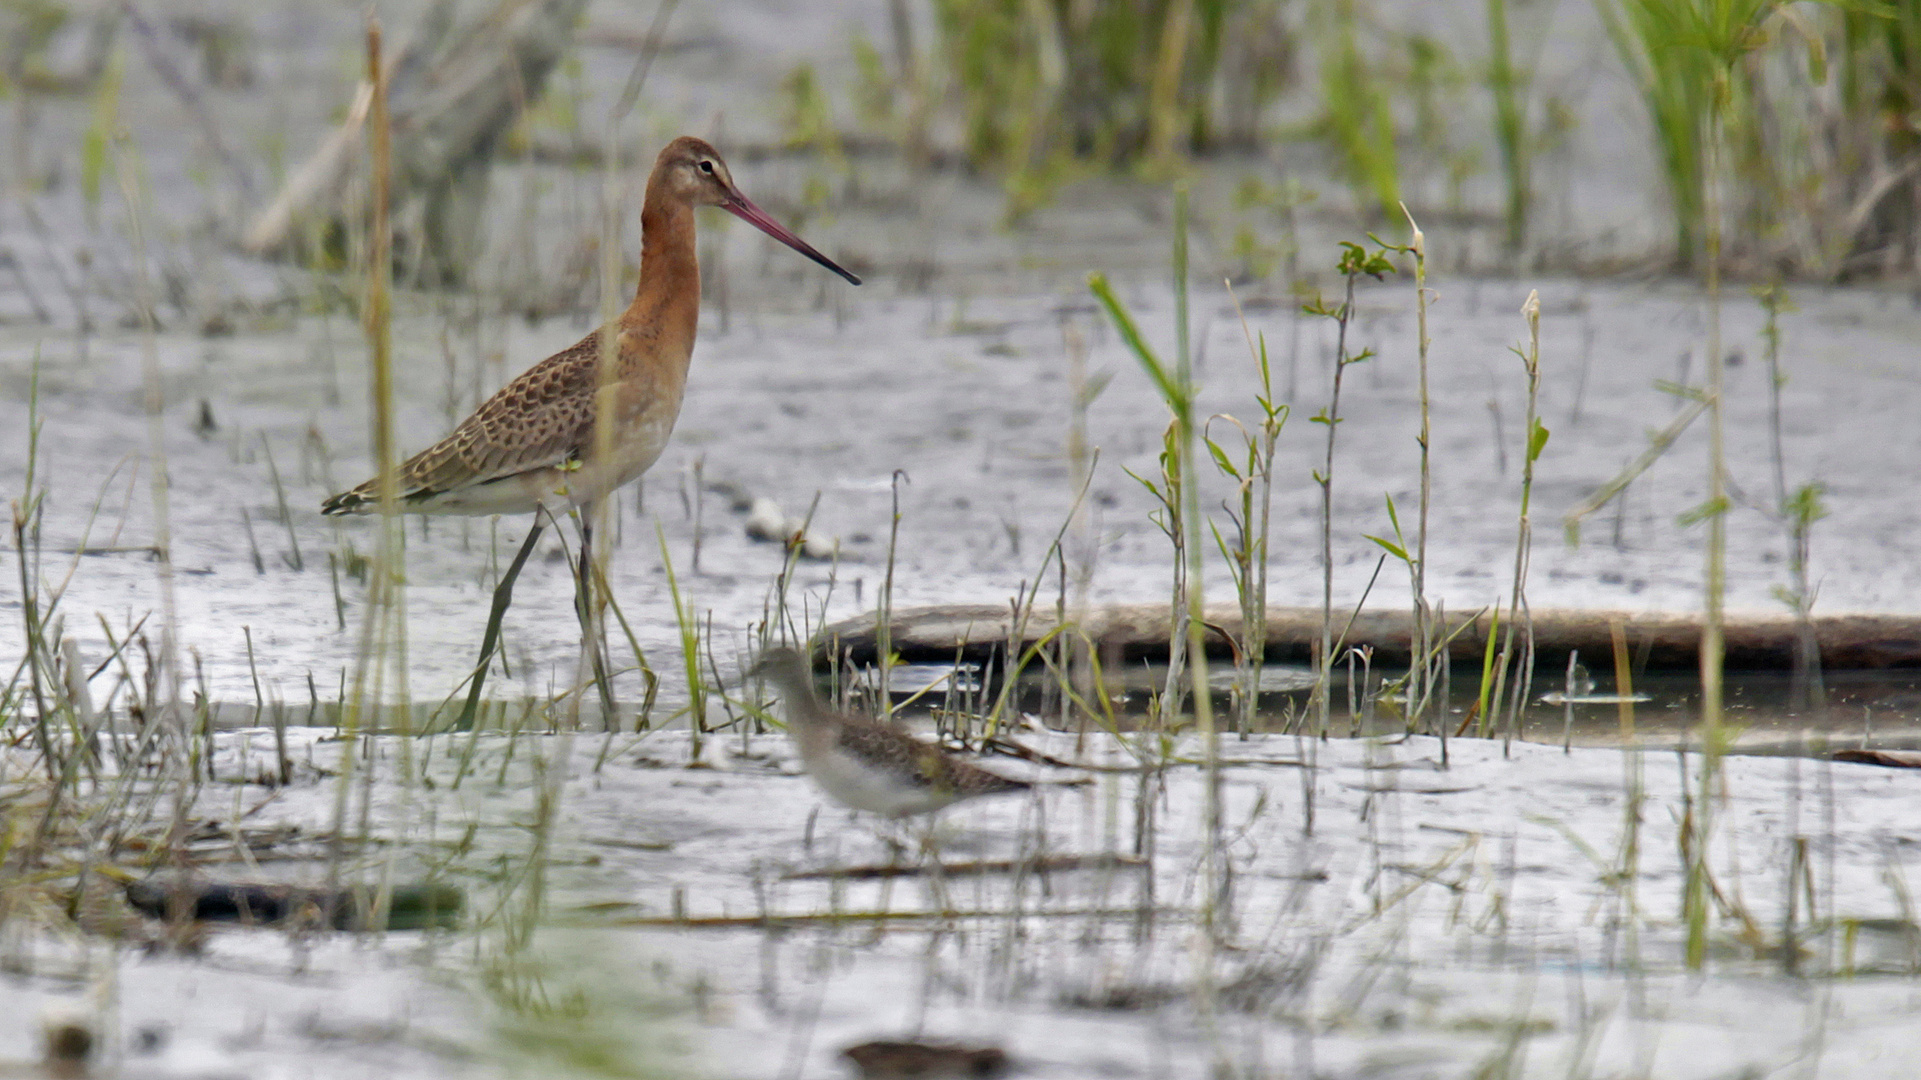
804,746 -> 954,818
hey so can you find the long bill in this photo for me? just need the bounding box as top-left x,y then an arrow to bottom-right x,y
723,191 -> 862,286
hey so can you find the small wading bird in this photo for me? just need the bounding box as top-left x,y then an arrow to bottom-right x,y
749,647 -> 1031,818
322,137 -> 860,727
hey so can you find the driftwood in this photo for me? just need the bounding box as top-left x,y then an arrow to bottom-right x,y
822,604 -> 1921,672
242,0 -> 588,286
124,878 -> 464,931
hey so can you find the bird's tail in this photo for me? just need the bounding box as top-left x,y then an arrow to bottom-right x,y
320,480 -> 383,516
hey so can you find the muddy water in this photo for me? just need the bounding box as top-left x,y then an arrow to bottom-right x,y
13,727 -> 1921,1078
7,274 -> 1921,725
970,661 -> 1921,751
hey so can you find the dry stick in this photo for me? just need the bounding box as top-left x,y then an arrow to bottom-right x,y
120,1 -> 254,204
1562,397 -> 1708,542
1316,273 -> 1360,738
1688,74 -> 1732,974
11,370 -> 59,785
0,249 -> 52,322
573,0 -> 681,728
328,18 -> 402,913
1491,291 -> 1544,746
1403,206 -> 1435,730
878,470 -> 907,715
582,127 -> 621,728
260,436 -> 303,571
567,907 -> 1182,930
976,456 -> 1102,739
115,119 -> 190,863
1165,191 -> 1227,1026
783,854 -> 1147,881
1604,616 -> 1647,979
1760,285 -> 1824,713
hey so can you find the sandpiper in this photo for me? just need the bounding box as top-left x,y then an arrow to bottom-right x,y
320,137 -> 860,724
749,647 -> 1030,818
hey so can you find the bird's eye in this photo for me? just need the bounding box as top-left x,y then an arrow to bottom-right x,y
698,160 -> 715,175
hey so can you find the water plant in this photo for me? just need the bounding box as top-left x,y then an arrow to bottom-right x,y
1212,287 -> 1289,736
927,0 -> 1288,212
1302,240 -> 1395,734
1756,283 -> 1825,712
1479,291 -> 1547,740
1596,0 -> 1814,273
1313,0 -> 1400,219
1362,209 -> 1436,731
1090,187 -> 1226,948
1485,0 -> 1531,248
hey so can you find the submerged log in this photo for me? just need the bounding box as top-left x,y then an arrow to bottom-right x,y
125,879 -> 464,930
821,604 -> 1921,672
242,0 -> 588,286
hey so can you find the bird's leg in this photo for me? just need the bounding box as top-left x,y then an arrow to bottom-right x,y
916,820 -> 955,913
574,501 -> 619,728
456,515 -> 546,732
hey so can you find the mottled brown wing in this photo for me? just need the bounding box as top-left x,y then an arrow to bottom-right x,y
834,723 -> 1028,798
397,332 -> 602,498
834,723 -> 940,790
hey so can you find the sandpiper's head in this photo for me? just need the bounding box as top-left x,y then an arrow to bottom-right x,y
653,136 -> 862,286
746,646 -> 810,687
746,645 -> 830,719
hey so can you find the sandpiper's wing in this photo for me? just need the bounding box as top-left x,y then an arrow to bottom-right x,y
323,334 -> 600,513
834,722 -> 1029,801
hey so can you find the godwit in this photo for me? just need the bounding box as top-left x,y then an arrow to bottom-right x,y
322,137 -> 860,723
749,647 -> 1030,818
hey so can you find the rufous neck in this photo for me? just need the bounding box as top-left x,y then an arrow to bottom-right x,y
630,190 -> 700,324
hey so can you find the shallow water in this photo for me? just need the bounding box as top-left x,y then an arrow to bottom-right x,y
880,659 -> 1921,751
12,728 -> 1921,1078
10,270 -> 1921,724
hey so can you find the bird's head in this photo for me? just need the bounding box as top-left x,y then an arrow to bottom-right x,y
653,136 -> 861,286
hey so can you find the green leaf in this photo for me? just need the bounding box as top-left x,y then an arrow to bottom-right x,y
1122,466 -> 1166,501
1089,273 -> 1183,411
1364,534 -> 1409,563
1527,418 -> 1550,462
1204,437 -> 1240,478
82,50 -> 125,210
1676,496 -> 1731,528
1653,379 -> 1707,402
1785,482 -> 1828,526
1382,493 -> 1405,545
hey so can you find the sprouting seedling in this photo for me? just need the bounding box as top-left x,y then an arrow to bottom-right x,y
1487,289 -> 1548,740
657,520 -> 706,758
1092,267 -> 1195,730
1202,305 -> 1291,738
1301,239 -> 1396,734
1363,494 -> 1412,573
1372,207 -> 1438,729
